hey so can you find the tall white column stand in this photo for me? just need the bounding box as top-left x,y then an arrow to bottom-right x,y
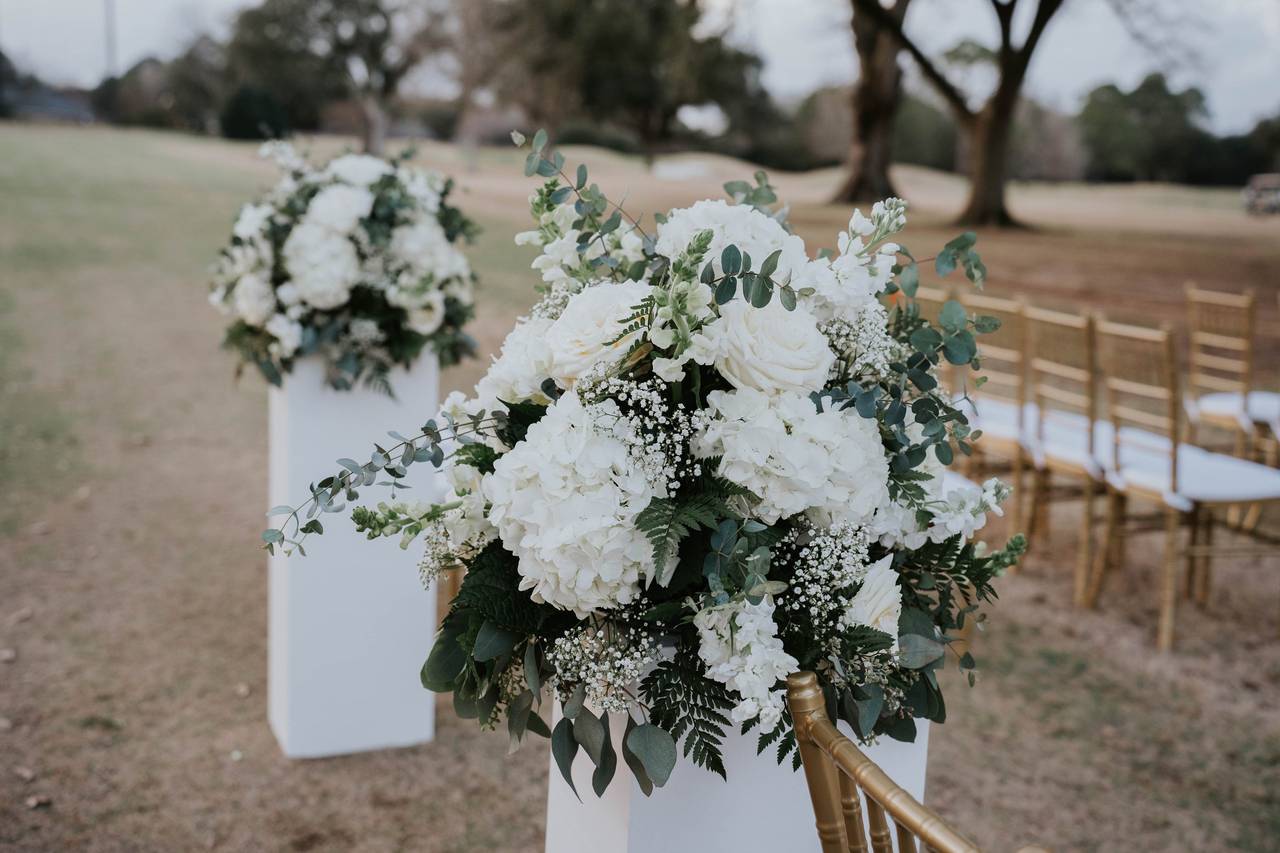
545,710 -> 929,853
268,357 -> 440,758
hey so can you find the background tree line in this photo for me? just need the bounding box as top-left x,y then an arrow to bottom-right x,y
3,0 -> 1276,224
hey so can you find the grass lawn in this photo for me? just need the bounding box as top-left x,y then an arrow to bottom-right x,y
1,122 -> 1279,851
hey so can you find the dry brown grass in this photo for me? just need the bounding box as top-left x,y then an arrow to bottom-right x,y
1,123 -> 1279,852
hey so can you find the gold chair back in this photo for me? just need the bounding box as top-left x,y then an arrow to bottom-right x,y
959,292 -> 1028,418
1096,319 -> 1181,495
788,672 -> 981,853
1025,306 -> 1098,461
1185,283 -> 1255,400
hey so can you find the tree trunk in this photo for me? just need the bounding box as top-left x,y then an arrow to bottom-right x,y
359,95 -> 388,157
957,91 -> 1020,226
833,1 -> 909,203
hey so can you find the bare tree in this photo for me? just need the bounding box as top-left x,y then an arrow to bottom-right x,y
833,0 -> 912,203
851,0 -> 1067,225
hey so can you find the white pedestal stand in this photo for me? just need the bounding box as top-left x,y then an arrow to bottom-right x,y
267,357 -> 440,758
545,710 -> 929,853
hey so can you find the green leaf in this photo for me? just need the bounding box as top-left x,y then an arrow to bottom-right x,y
473,621 -> 518,661
939,300 -> 967,332
574,710 -> 606,766
910,327 -> 942,352
898,262 -> 920,296
421,625 -> 467,691
591,717 -> 617,796
552,717 -> 581,800
527,711 -> 553,739
531,128 -> 548,153
622,716 -> 655,796
563,683 -> 586,719
510,130 -> 526,147
856,685 -> 884,737
898,633 -> 946,669
778,286 -> 797,311
575,163 -> 587,190
721,244 -> 742,275
524,643 -> 541,696
625,724 -> 677,787
758,249 -> 781,279
714,275 -> 737,305
743,273 -> 772,308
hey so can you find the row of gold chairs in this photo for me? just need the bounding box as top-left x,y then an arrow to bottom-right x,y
903,284 -> 1280,651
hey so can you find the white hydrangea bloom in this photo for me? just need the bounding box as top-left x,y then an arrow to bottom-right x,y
839,554 -> 901,651
694,597 -> 798,729
655,199 -> 809,283
483,391 -> 663,616
389,216 -> 471,283
473,316 -> 556,411
323,153 -> 393,186
305,184 -> 375,234
545,280 -> 651,387
693,388 -> 890,525
397,166 -> 444,213
281,222 -> 360,309
265,312 -> 303,357
699,299 -> 835,395
232,272 -> 276,327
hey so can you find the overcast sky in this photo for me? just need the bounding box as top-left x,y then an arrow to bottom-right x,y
2,0 -> 1277,133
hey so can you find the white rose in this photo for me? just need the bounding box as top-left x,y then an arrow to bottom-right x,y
704,299 -> 835,395
841,555 -> 902,651
324,153 -> 393,186
545,280 -> 651,387
232,272 -> 276,327
305,184 -> 374,233
406,290 -> 447,335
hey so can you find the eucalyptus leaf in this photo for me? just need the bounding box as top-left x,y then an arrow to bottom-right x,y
552,717 -> 581,800
473,621 -> 518,661
625,723 -> 677,787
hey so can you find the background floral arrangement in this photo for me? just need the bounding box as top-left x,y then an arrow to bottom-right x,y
265,131 -> 1024,795
210,143 -> 478,392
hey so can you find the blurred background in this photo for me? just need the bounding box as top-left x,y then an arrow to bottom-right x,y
1,1 -> 1278,850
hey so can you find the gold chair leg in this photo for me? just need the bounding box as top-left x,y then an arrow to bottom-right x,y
1084,488 -> 1121,609
1157,506 -> 1181,652
1009,446 -> 1027,546
1183,505 -> 1201,600
1074,477 -> 1096,607
1195,508 -> 1214,606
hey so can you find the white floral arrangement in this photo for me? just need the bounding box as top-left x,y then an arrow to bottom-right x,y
210,143 -> 478,391
266,132 -> 1023,794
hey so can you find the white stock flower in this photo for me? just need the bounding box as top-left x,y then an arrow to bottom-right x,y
282,222 -> 360,309
265,313 -> 303,357
701,299 -> 835,395
483,391 -> 662,616
324,153 -> 393,186
232,272 -> 276,327
442,461 -> 495,552
694,597 -> 798,729
693,388 -> 890,525
305,184 -> 374,233
474,316 -> 556,410
655,199 -> 809,282
545,280 -> 651,387
839,555 -> 902,650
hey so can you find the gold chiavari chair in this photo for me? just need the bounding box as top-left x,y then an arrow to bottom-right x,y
1086,319 -> 1280,650
1184,284 -> 1278,529
1023,307 -> 1102,605
1184,284 -> 1265,457
787,672 -> 1046,853
957,293 -> 1029,536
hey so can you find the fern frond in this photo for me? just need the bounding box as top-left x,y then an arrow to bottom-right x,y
635,494 -> 723,585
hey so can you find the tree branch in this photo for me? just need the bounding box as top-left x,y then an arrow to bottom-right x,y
850,0 -> 974,122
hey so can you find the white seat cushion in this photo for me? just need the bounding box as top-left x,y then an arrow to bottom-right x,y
956,397 -> 1036,443
1108,441 -> 1280,511
1029,413 -> 1115,477
1191,391 -> 1280,432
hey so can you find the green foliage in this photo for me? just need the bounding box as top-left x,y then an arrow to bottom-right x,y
635,493 -> 724,586
641,642 -> 734,779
